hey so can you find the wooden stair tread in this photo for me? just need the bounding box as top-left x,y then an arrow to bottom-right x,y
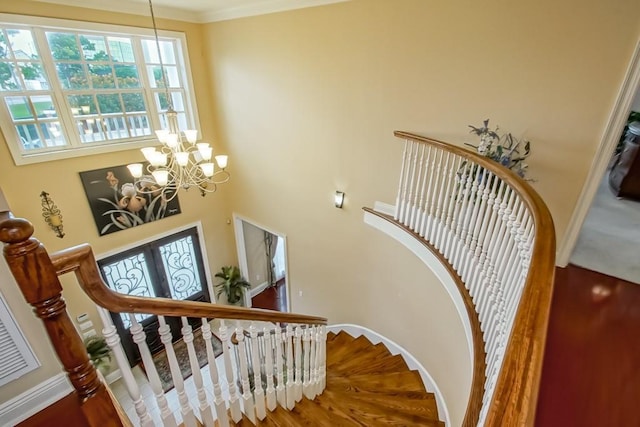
327,371 -> 427,393
319,390 -> 441,426
325,331 -> 353,349
202,330 -> 442,426
288,396 -> 366,426
326,335 -> 373,366
327,342 -> 392,371
326,389 -> 439,419
330,353 -> 410,376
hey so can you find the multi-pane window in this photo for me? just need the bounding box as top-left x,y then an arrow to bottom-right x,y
0,15 -> 197,165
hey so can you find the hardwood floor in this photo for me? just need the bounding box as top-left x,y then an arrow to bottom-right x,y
19,265 -> 640,426
536,264 -> 640,427
251,279 -> 287,312
16,392 -> 89,427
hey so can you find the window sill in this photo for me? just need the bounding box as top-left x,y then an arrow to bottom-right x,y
9,137 -> 159,166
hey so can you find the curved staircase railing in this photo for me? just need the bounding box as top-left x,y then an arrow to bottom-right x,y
0,214 -> 327,427
365,131 -> 556,426
1,129 -> 554,427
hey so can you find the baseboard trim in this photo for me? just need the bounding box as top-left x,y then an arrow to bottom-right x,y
104,368 -> 122,384
0,372 -> 73,426
327,323 -> 451,427
250,281 -> 270,297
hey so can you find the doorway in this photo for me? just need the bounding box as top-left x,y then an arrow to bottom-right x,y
233,214 -> 290,312
559,39 -> 640,268
97,224 -> 213,366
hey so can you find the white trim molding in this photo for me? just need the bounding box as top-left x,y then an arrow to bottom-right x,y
232,213 -> 291,311
33,0 -> 351,23
558,37 -> 640,266
327,323 -> 451,427
0,373 -> 73,426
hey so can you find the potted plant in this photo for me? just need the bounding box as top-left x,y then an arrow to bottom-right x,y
215,266 -> 251,306
84,335 -> 112,374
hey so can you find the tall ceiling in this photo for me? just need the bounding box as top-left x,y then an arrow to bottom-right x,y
33,0 -> 349,23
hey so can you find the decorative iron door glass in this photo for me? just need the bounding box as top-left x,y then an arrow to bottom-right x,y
97,227 -> 210,365
79,163 -> 180,235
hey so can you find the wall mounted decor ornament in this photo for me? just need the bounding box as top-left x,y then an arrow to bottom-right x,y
79,163 -> 181,236
40,191 -> 64,238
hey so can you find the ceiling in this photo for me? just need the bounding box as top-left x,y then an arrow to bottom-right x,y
33,0 -> 349,23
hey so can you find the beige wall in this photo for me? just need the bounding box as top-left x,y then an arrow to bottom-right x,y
242,221 -> 270,289
202,0 -> 640,424
0,1 -> 237,404
1,0 -> 640,423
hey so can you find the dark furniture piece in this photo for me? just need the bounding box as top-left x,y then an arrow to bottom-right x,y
609,121 -> 640,200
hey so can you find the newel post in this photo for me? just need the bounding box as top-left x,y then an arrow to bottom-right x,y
0,214 -> 124,426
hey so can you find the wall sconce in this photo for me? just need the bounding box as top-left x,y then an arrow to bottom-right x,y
334,191 -> 345,208
40,191 -> 65,238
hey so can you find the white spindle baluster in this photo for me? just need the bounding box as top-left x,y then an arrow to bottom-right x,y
129,315 -> 177,427
302,327 -> 312,399
159,316 -> 197,427
319,326 -> 327,391
424,150 -> 443,241
462,168 -> 491,283
445,160 -> 469,261
440,154 -> 463,256
414,146 -> 431,232
201,319 -> 228,427
395,140 -> 410,220
235,324 -> 255,423
285,324 -> 295,410
181,318 -> 214,427
416,146 -> 433,234
469,173 -> 500,293
398,141 -> 416,223
263,326 -> 277,412
431,152 -> 455,253
97,308 -> 153,427
427,150 -> 447,242
418,146 -> 438,237
405,142 -> 422,226
294,326 -> 303,402
274,324 -> 286,408
249,322 -> 266,420
308,326 -> 318,399
451,160 -> 475,270
219,320 -> 242,422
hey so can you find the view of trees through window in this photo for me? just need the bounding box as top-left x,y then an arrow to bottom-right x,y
0,19 -> 193,163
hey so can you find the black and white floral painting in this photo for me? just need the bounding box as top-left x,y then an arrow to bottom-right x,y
79,164 -> 181,236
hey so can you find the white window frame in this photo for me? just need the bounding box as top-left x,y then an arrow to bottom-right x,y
0,13 -> 201,166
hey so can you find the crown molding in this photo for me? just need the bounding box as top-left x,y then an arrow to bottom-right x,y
31,0 -> 350,23
201,0 -> 349,23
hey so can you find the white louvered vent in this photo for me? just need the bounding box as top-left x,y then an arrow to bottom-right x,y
0,293 -> 39,386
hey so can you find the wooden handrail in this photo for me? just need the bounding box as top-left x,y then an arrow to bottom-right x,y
51,243 -> 328,325
391,131 -> 556,426
0,214 -> 126,427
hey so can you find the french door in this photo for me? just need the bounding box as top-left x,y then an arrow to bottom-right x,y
97,226 -> 210,366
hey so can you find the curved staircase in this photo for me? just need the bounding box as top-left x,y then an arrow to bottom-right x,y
234,331 -> 444,426
1,129 -> 556,427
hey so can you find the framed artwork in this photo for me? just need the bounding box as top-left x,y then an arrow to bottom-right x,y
79,163 -> 181,236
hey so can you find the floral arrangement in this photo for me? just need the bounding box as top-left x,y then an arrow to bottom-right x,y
466,119 -> 531,179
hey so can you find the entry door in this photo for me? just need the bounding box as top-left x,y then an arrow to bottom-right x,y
97,227 -> 210,366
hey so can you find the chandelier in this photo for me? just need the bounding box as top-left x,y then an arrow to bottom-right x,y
127,0 -> 230,201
